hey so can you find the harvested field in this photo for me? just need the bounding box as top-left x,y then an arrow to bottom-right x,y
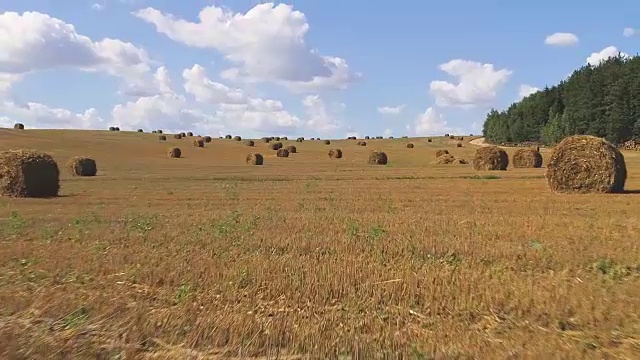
0,131 -> 639,358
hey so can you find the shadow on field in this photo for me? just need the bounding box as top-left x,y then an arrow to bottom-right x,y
622,189 -> 640,194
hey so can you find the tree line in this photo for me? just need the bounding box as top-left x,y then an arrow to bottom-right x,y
482,54 -> 640,146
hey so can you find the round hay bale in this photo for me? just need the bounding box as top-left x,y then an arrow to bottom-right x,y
180,132 -> 186,137
66,156 -> 97,177
152,130 -> 157,134
365,136 -> 370,140
109,126 -> 116,131
310,137 -> 315,141
389,136 -> 394,139
473,146 -> 509,171
262,137 -> 271,143
286,145 -> 297,153
436,149 -> 449,157
234,136 -> 242,141
225,134 -> 232,139
427,138 -> 432,143
360,141 -> 367,146
158,135 -> 167,141
137,129 -> 144,133
270,142 -> 283,150
168,147 -> 181,158
449,135 -> 455,140
282,137 -> 288,140
174,134 -> 182,139
456,143 -> 463,148
204,136 -> 212,143
513,148 -> 543,168
324,140 -> 331,145
187,132 -> 193,137
245,140 -> 255,147
367,150 -> 388,165
157,130 -> 163,134
246,152 -> 264,165
407,143 -> 414,148
115,127 -> 120,131
445,133 -> 450,137
0,150 -> 60,198
328,149 -> 342,159
276,148 -> 290,157
269,137 -> 275,141
545,135 -> 626,193
14,123 -> 25,130
436,154 -> 468,165
458,136 -> 464,141
296,137 -> 303,142
274,136 -> 281,141
193,139 -> 205,147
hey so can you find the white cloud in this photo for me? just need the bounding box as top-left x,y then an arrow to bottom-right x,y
120,66 -> 174,97
586,46 -> 629,66
518,84 -> 540,99
303,95 -> 341,132
182,64 -> 245,104
378,105 -> 405,115
383,128 -> 393,137
623,27 -> 636,37
429,59 -> 512,107
0,100 -> 105,130
544,32 -> 579,46
413,107 -> 451,136
133,3 -> 360,91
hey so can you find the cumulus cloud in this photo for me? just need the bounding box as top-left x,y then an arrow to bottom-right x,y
544,32 -> 579,46
413,107 -> 452,136
518,84 -> 540,99
378,105 -> 405,115
303,95 -> 341,132
383,128 -> 393,137
429,59 -> 512,107
586,46 -> 629,66
133,3 -> 360,91
182,64 -> 245,104
0,100 -> 105,129
623,27 -> 636,37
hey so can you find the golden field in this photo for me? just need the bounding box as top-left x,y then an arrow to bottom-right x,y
0,129 -> 639,359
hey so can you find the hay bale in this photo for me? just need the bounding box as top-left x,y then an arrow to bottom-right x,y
296,137 -> 304,142
262,137 -> 271,143
274,136 -> 281,141
365,136 -> 370,140
193,139 -> 204,147
545,135 -> 626,193
234,136 -> 242,141
187,132 -> 193,137
109,126 -> 116,131
204,136 -> 212,143
137,129 -> 144,133
473,146 -> 509,171
367,150 -> 388,165
449,135 -> 455,140
174,134 -> 182,139
435,154 -> 468,164
445,133 -> 450,137
159,135 -> 167,141
282,137 -> 288,140
407,143 -> 414,148
276,148 -> 290,157
66,156 -> 97,177
328,149 -> 342,159
436,149 -> 449,157
270,142 -> 283,150
458,136 -> 464,141
360,141 -> 367,146
246,152 -> 264,165
324,140 -> 331,145
152,130 -> 157,134
157,130 -> 163,134
225,134 -> 232,139
456,143 -> 463,148
168,147 -> 181,158
0,150 -> 59,198
180,132 -> 186,137
13,123 -> 25,130
513,148 -> 543,168
427,138 -> 432,143
389,136 -> 394,139
286,145 -> 297,153
245,140 -> 255,147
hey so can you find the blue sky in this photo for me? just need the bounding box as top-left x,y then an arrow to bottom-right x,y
0,0 -> 637,138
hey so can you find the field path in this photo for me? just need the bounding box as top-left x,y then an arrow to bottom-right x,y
469,137 -> 491,147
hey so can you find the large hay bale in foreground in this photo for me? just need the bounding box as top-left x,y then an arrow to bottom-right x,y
473,146 -> 508,171
159,135 -> 167,141
436,149 -> 449,157
193,139 -> 205,147
435,154 -> 468,164
545,135 -> 626,193
368,150 -> 388,165
14,123 -> 25,130
328,149 -> 342,159
286,145 -> 297,153
513,148 -> 543,168
204,136 -> 212,143
245,140 -> 255,147
246,153 -> 263,165
0,150 -> 59,198
66,156 -> 97,176
270,142 -> 283,150
407,143 -> 414,148
276,148 -> 290,157
168,147 -> 181,158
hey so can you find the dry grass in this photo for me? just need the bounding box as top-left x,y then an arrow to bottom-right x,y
0,131 -> 639,358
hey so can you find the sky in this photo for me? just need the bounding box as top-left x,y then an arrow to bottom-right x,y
0,0 -> 638,138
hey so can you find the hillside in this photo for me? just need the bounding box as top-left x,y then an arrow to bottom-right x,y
482,54 -> 640,146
